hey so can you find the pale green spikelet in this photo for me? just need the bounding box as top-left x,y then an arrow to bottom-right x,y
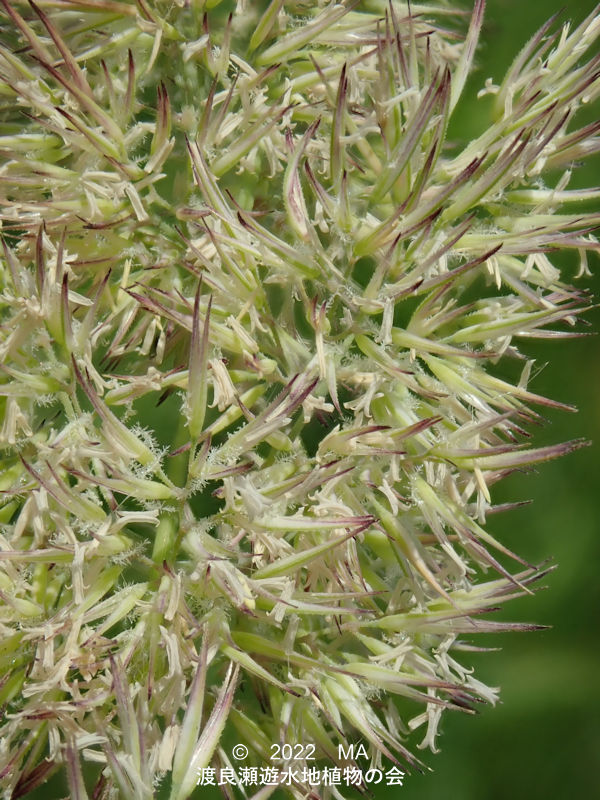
0,1 -> 598,798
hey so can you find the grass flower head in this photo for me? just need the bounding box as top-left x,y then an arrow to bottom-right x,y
0,1 -> 598,798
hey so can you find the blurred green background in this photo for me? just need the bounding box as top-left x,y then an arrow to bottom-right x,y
389,1 -> 600,798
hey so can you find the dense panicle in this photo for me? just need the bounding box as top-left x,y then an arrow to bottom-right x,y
0,1 -> 598,798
